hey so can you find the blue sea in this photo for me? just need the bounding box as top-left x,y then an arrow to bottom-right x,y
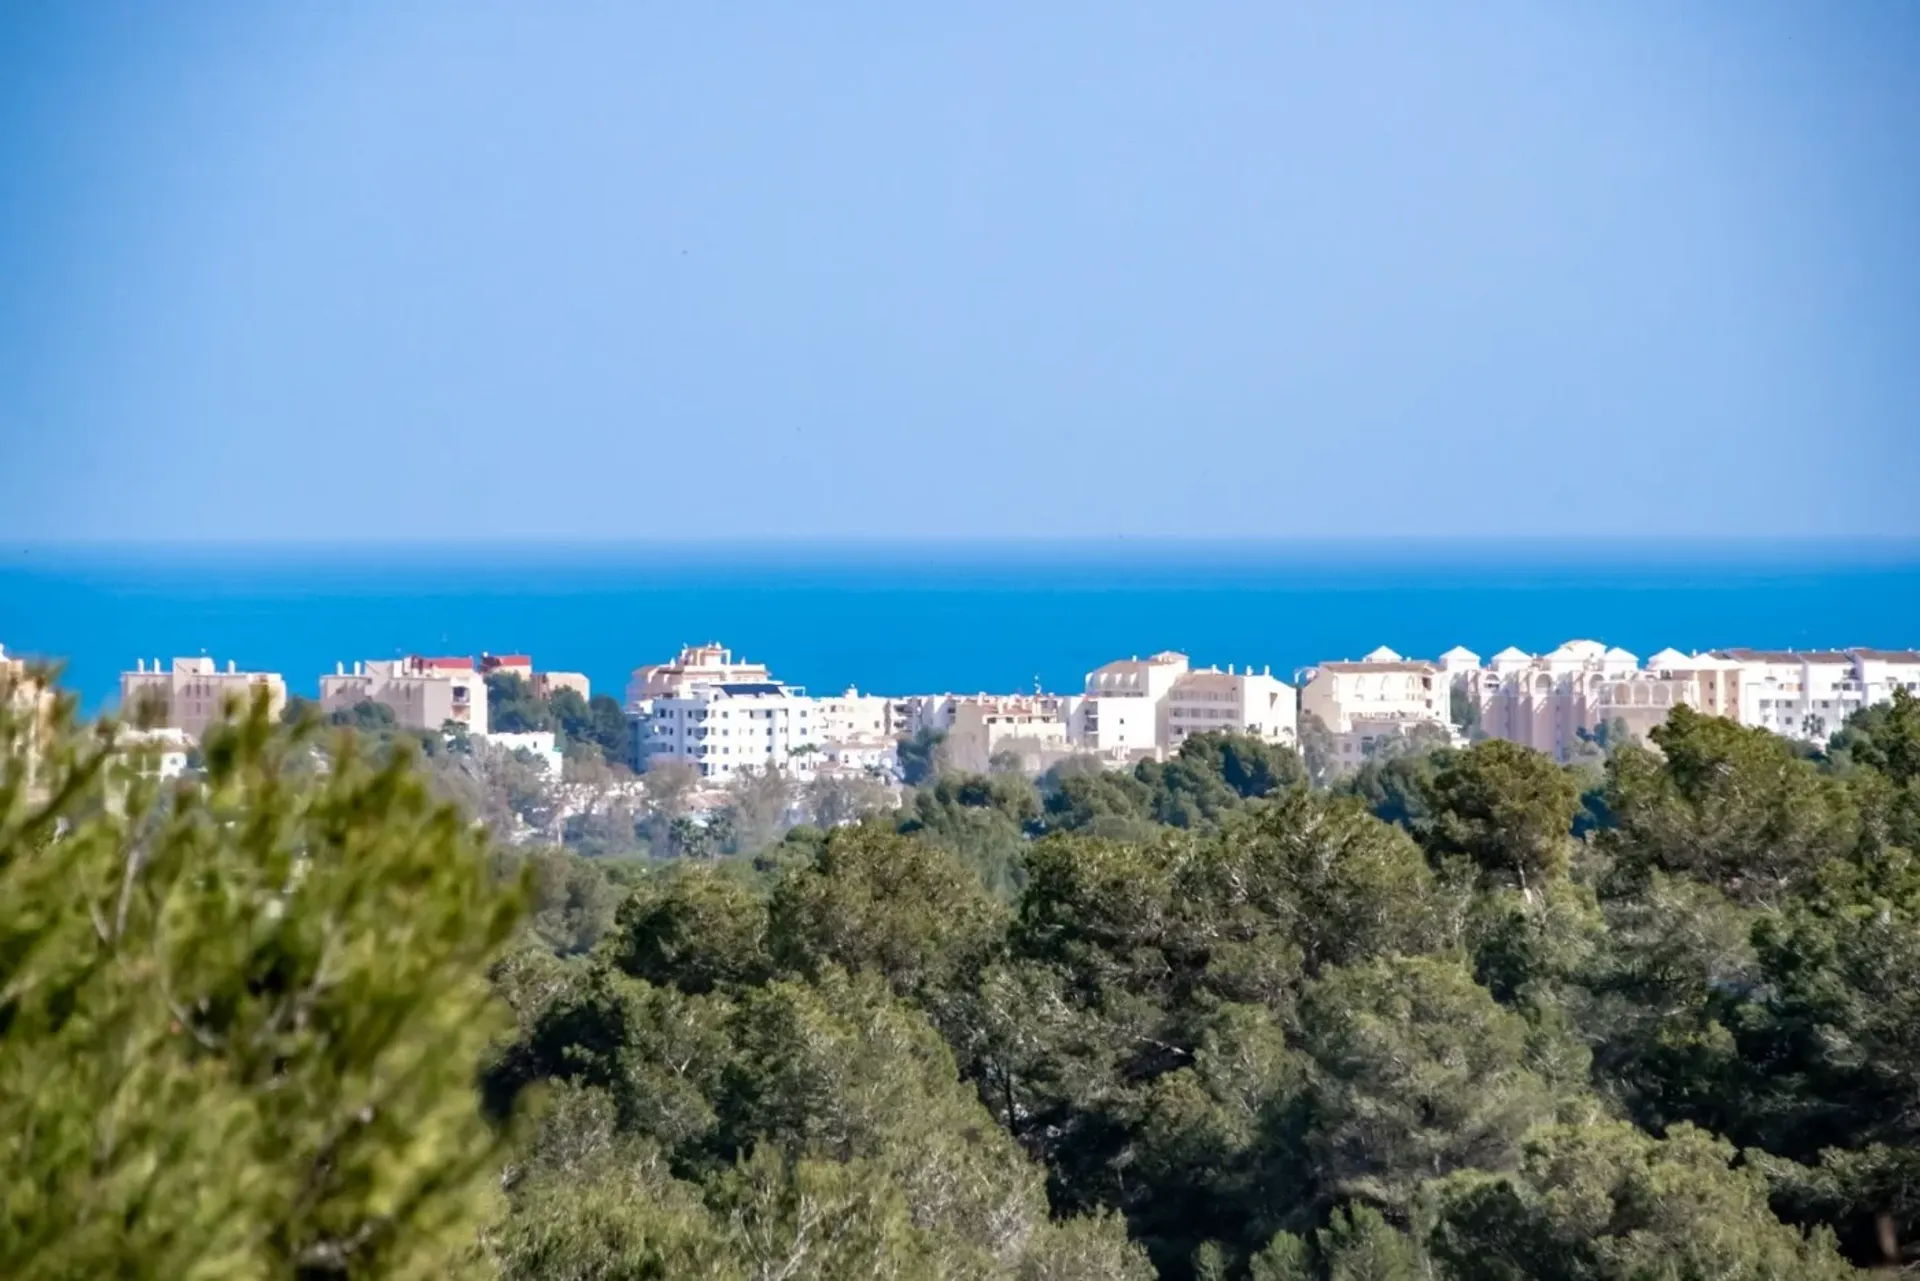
3,541 -> 1918,712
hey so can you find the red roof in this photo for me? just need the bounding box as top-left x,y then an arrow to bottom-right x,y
481,653 -> 533,668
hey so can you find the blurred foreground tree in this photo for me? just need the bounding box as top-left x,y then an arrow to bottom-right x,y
0,682 -> 526,1280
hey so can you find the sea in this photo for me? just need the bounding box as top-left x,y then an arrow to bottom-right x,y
3,540 -> 1918,712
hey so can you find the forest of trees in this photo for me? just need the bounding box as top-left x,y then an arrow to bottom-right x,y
6,662 -> 1920,1278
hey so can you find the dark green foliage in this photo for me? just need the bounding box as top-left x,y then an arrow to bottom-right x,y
1828,687 -> 1920,784
14,662 -> 1920,1279
1601,706 -> 1862,904
329,695 -> 398,732
486,671 -> 554,733
546,688 -> 632,764
1426,739 -> 1581,889
1424,1122 -> 1854,1280
1336,746 -> 1452,840
897,726 -> 946,785
898,770 -> 1040,896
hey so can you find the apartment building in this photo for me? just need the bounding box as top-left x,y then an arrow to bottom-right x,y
886,694 -> 961,739
1062,651 -> 1298,760
320,656 -> 490,736
945,695 -> 1072,774
1300,647 -> 1449,764
120,656 -> 288,740
1166,665 -> 1297,748
1068,652 -> 1188,756
1854,649 -> 1920,705
1713,648 -> 1920,742
811,688 -> 899,777
480,653 -> 591,700
815,689 -> 892,743
638,681 -> 818,782
623,644 -> 824,781
1467,640 -> 1647,761
626,643 -> 771,709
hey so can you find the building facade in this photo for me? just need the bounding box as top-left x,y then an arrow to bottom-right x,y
626,643 -> 771,710
120,656 -> 288,740
944,695 -> 1072,774
1062,652 -> 1298,761
624,644 -> 826,782
1299,647 -> 1450,765
637,681 -> 818,782
320,656 -> 490,736
1165,665 -> 1297,749
1714,648 -> 1920,743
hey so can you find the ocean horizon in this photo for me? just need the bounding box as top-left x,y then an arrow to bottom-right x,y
4,538 -> 1918,712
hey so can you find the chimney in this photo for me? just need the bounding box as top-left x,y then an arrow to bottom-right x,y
1229,663 -> 1236,675
227,659 -> 236,673
336,661 -> 344,675
137,658 -> 145,673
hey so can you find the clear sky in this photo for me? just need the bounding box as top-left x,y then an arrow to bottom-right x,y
2,1 -> 1916,542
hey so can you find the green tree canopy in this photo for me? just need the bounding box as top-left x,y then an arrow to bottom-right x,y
0,691 -> 525,1280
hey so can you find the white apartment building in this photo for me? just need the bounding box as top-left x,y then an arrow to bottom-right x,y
120,656 -> 288,740
945,695 -> 1072,774
638,680 -> 818,782
624,644 -> 825,782
1063,651 -> 1298,760
1070,652 -> 1189,756
1166,664 -> 1297,749
320,656 -> 490,736
1713,648 -> 1920,742
1854,649 -> 1920,706
1300,647 -> 1449,764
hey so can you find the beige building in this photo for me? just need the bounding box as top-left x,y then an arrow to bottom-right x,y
1456,642 -> 1744,761
626,643 -> 772,708
120,656 -> 287,739
320,656 -> 489,736
945,695 -> 1072,774
1300,647 -> 1449,764
3,644 -> 57,780
815,689 -> 892,743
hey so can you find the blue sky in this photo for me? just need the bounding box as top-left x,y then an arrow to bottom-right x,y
2,1 -> 1916,542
